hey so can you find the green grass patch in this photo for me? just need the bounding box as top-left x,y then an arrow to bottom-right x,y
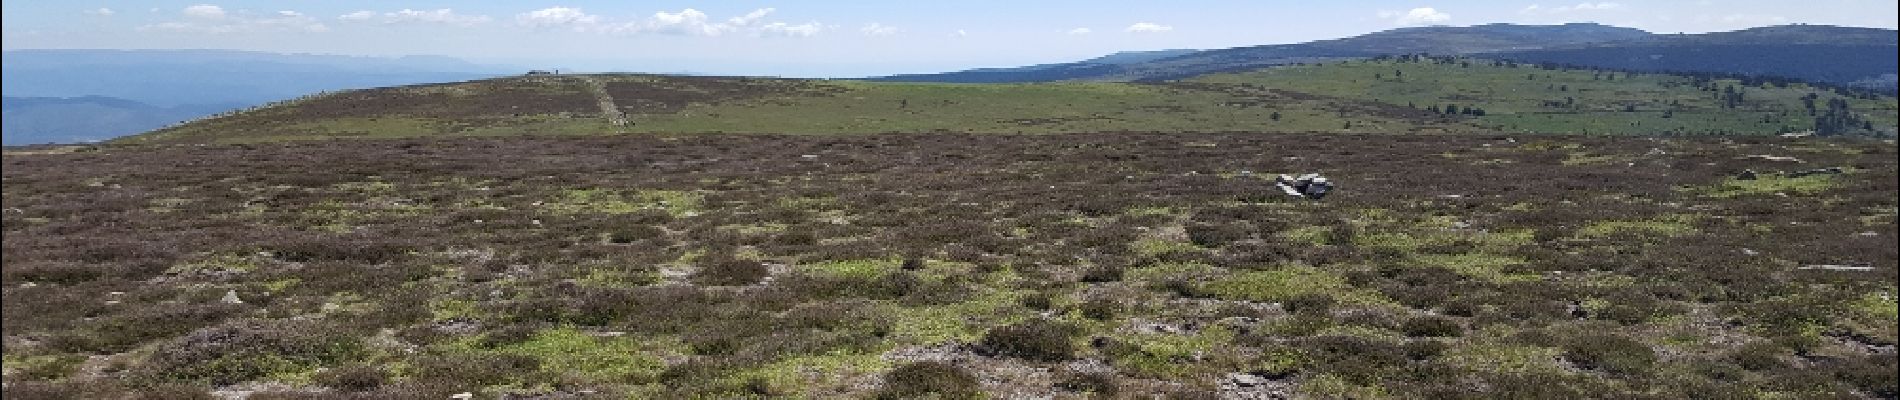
722,348 -> 893,396
1416,253 -> 1537,283
497,327 -> 670,383
801,259 -> 900,280
1201,264 -> 1348,303
544,188 -> 703,217
1130,238 -> 1201,257
1703,174 -> 1840,198
1107,326 -> 1236,379
1578,214 -> 1698,238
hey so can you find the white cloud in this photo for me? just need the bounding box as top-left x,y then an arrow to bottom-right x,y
952,29 -> 968,37
382,9 -> 492,26
516,7 -> 600,30
1125,22 -> 1173,33
1067,27 -> 1092,35
182,4 -> 225,19
1700,13 -> 1788,25
1384,7 -> 1451,26
861,23 -> 899,36
642,8 -> 731,35
85,7 -> 114,16
1524,2 -> 1623,14
338,10 -> 375,21
761,22 -> 828,37
141,5 -> 327,33
517,7 -> 824,37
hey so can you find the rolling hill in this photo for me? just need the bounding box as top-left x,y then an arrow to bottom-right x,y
868,24 -> 1897,89
124,57 -> 1898,144
1494,25 -> 1900,90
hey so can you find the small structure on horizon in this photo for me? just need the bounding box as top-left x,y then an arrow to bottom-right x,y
526,69 -> 558,76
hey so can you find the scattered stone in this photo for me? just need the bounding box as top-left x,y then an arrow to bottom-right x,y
1741,248 -> 1760,256
1742,154 -> 1803,163
220,289 -> 244,304
1273,173 -> 1334,200
1220,372 -> 1294,399
1799,264 -> 1875,272
1784,167 -> 1844,178
451,392 -> 474,400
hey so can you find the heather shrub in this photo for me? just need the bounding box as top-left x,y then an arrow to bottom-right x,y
980,319 -> 1076,361
876,361 -> 982,400
140,319 -> 364,385
691,259 -> 768,286
1055,370 -> 1119,396
1401,316 -> 1463,337
314,364 -> 388,392
1080,264 -> 1124,283
1079,298 -> 1119,320
1562,333 -> 1656,374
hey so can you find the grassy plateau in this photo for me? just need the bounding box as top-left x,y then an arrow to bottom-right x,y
4,132 -> 1896,398
3,53 -> 1897,399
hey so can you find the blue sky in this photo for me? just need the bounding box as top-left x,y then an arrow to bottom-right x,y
3,1 -> 1895,77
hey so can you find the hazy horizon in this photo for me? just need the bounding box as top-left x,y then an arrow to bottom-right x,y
4,0 -> 1897,77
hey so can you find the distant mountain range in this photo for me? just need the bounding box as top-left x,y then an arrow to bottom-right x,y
869,23 -> 1898,90
2,49 -> 513,145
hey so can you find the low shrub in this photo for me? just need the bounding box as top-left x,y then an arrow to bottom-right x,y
1562,333 -> 1656,374
980,319 -> 1076,361
1079,299 -> 1119,320
314,364 -> 388,392
1055,370 -> 1119,396
140,319 -> 364,386
876,361 -> 981,400
1401,316 -> 1463,337
1080,265 -> 1124,283
691,259 -> 768,286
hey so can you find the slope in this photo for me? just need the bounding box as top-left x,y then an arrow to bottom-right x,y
869,24 -> 1896,89
869,23 -> 1651,83
124,58 -> 1899,144
1493,25 -> 1900,90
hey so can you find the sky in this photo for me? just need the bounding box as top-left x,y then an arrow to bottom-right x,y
3,1 -> 1896,77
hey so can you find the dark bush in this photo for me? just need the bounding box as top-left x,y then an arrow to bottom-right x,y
1826,354 -> 1897,398
1078,299 -> 1119,320
1401,316 -> 1464,337
1403,340 -> 1447,360
1284,293 -> 1336,316
691,259 -> 768,286
1562,333 -> 1656,374
1299,336 -> 1406,384
49,303 -> 247,353
315,364 -> 388,392
408,353 -> 540,387
1079,264 -> 1124,283
876,361 -> 981,400
980,319 -> 1075,361
141,319 -> 364,385
1186,223 -> 1249,248
1055,370 -> 1119,396
606,225 -> 665,244
1019,292 -> 1054,310
1729,341 -> 1788,371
